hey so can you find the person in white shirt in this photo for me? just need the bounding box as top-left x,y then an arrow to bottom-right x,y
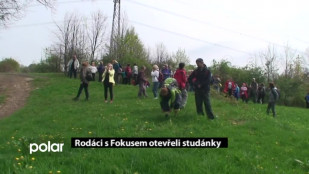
133,63 -> 138,84
151,65 -> 160,99
67,54 -> 80,79
90,62 -> 98,81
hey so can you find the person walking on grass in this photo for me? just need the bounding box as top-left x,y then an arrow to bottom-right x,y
125,64 -> 132,85
173,62 -> 188,109
73,62 -> 92,101
250,78 -> 258,103
224,78 -> 235,97
67,54 -> 80,79
240,83 -> 248,103
112,60 -> 121,84
137,65 -> 148,98
188,58 -> 215,119
305,92 -> 309,108
234,84 -> 240,100
267,82 -> 278,117
151,64 -> 160,99
102,63 -> 115,103
257,83 -> 265,104
161,64 -> 171,81
132,63 -> 138,84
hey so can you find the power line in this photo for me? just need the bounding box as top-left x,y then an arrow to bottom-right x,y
28,0 -> 111,8
126,0 -> 308,51
2,0 -> 305,56
24,0 -> 309,49
21,0 -> 309,48
2,17 -> 252,56
129,19 -> 252,56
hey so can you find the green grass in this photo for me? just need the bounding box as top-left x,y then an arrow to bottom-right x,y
0,73 -> 308,174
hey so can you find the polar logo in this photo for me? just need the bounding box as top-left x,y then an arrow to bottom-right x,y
30,141 -> 64,154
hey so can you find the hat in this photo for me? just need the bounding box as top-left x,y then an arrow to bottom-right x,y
196,58 -> 204,63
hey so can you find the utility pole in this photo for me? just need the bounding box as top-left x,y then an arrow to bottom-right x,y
110,0 -> 121,60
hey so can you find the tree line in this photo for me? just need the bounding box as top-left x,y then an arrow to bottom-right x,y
1,7 -> 309,108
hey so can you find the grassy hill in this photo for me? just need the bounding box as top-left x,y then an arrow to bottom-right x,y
0,73 -> 308,174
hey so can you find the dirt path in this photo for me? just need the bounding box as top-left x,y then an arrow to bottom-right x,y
0,74 -> 33,118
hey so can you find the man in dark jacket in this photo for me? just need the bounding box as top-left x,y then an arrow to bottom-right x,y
267,82 -> 278,117
188,58 -> 215,119
97,61 -> 105,82
250,78 -> 258,103
73,62 -> 92,101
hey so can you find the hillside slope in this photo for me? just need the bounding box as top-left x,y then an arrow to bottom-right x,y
0,73 -> 308,174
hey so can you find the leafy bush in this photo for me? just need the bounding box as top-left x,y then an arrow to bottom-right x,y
0,58 -> 20,72
275,76 -> 308,107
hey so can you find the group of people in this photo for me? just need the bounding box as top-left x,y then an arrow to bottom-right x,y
69,56 -> 216,119
69,54 -> 307,119
222,78 -> 279,117
111,60 -> 138,85
144,58 -> 215,119
223,78 -> 267,104
72,60 -> 115,103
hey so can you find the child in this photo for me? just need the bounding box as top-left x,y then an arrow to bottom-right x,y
234,84 -> 240,100
159,78 -> 182,117
159,86 -> 182,117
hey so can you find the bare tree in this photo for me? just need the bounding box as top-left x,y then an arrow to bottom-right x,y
282,43 -> 296,78
260,45 -> 279,82
54,13 -> 86,73
172,48 -> 190,68
54,13 -> 73,72
154,42 -> 170,65
88,11 -> 108,61
0,0 -> 54,27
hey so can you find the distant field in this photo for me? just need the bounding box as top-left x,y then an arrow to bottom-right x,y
0,73 -> 308,174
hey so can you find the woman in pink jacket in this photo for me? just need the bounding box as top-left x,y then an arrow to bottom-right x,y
240,83 -> 248,103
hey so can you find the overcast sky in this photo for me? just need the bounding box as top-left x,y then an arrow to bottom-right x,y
0,0 -> 308,67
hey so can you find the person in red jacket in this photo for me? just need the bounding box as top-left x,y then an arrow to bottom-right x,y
173,62 -> 187,109
125,64 -> 132,85
224,79 -> 235,97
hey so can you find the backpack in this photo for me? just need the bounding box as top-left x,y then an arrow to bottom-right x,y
163,78 -> 178,90
86,70 -> 93,81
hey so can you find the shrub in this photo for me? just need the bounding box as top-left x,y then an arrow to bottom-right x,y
0,58 -> 20,72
